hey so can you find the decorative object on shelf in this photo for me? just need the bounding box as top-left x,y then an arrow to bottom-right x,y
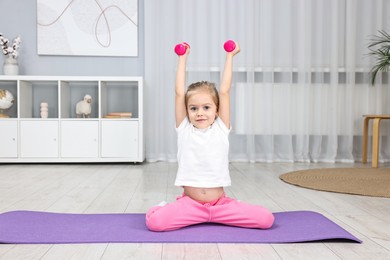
0,89 -> 14,118
0,33 -> 21,75
76,94 -> 92,118
3,55 -> 19,75
40,102 -> 48,118
103,112 -> 132,118
368,29 -> 390,85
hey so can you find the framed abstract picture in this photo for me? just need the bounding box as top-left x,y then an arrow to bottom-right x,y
37,0 -> 138,56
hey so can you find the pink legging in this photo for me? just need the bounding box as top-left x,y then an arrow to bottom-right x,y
146,194 -> 274,232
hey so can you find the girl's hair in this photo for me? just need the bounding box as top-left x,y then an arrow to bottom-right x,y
185,81 -> 219,110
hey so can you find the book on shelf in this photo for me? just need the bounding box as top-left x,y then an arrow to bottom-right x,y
103,112 -> 132,118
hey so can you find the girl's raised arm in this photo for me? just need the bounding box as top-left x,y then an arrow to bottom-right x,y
218,42 -> 240,128
175,43 -> 190,127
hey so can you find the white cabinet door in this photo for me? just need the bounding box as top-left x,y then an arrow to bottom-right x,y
61,121 -> 99,158
0,121 -> 17,157
20,121 -> 59,158
101,121 -> 139,158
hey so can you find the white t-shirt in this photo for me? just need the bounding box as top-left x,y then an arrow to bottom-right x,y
175,117 -> 231,188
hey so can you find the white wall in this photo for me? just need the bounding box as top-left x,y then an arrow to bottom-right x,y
0,1 -> 144,76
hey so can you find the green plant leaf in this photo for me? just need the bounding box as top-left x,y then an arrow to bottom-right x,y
368,30 -> 390,85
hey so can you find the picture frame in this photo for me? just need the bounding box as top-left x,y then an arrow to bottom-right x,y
37,0 -> 138,57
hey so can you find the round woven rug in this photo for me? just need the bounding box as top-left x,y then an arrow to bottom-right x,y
280,167 -> 390,198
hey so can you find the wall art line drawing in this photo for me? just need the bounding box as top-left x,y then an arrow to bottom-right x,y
37,0 -> 138,56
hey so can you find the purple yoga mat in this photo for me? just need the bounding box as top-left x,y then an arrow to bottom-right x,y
0,210 -> 361,244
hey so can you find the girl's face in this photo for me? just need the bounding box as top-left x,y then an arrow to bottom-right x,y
187,91 -> 218,129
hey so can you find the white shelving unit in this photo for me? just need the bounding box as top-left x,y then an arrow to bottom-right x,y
0,76 -> 144,163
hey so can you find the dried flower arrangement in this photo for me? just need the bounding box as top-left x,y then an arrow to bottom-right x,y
0,33 -> 21,59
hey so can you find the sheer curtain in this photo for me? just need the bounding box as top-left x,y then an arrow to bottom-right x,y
144,0 -> 390,163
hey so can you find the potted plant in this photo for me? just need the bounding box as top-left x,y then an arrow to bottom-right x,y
368,30 -> 390,85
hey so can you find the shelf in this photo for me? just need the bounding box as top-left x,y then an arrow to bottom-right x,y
0,76 -> 144,163
19,79 -> 59,118
0,80 -> 17,118
101,80 -> 139,119
60,80 -> 99,119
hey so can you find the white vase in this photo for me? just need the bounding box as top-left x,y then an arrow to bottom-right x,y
3,56 -> 19,75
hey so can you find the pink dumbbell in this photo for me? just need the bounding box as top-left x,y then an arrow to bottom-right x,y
174,42 -> 190,56
224,40 -> 236,52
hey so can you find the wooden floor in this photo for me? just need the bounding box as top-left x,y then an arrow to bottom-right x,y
0,162 -> 389,260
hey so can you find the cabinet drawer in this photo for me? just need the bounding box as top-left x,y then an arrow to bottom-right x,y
20,121 -> 59,158
0,121 -> 17,157
101,121 -> 138,158
61,121 -> 99,158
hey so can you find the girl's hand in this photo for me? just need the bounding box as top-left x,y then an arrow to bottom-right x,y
175,42 -> 190,56
231,42 -> 240,56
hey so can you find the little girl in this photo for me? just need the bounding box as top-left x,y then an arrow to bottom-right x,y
146,42 -> 274,231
